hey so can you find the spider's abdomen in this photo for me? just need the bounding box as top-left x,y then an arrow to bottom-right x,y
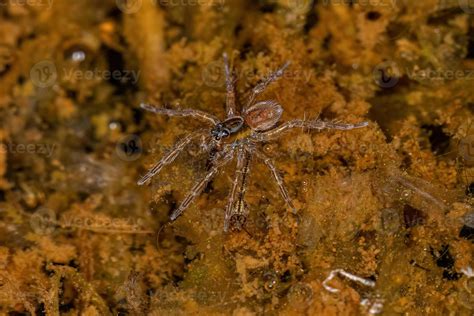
244,100 -> 283,132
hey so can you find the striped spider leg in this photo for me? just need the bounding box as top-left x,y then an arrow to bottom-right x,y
223,52 -> 237,118
252,148 -> 296,213
137,130 -> 210,186
140,103 -> 220,125
251,118 -> 369,142
244,61 -> 291,111
170,145 -> 235,221
243,117 -> 368,213
223,141 -> 296,233
224,146 -> 251,232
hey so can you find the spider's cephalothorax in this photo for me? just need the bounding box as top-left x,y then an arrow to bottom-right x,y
138,53 -> 369,232
211,116 -> 244,140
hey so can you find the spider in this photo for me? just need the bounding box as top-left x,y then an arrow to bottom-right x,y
138,53 -> 368,232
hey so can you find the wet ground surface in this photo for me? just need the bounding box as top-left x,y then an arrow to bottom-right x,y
0,0 -> 473,315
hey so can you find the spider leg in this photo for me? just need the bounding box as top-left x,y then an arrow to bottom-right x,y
137,132 -> 206,185
224,147 -> 251,232
253,149 -> 296,213
223,53 -> 237,118
140,103 -> 220,125
252,119 -> 369,142
245,61 -> 291,110
170,147 -> 235,221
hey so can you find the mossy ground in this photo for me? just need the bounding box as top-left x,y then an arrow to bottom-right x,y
0,0 -> 473,315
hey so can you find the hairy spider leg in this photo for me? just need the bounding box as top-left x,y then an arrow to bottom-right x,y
224,147 -> 251,232
140,103 -> 220,125
137,132 -> 206,185
312,120 -> 369,130
223,53 -> 237,118
170,148 -> 235,221
253,149 -> 296,213
245,61 -> 291,111
252,119 -> 369,142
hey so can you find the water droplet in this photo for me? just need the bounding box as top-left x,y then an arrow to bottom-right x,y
109,121 -> 120,130
71,50 -> 86,62
402,189 -> 411,198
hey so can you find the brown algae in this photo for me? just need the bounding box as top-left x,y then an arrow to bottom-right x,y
0,0 -> 473,315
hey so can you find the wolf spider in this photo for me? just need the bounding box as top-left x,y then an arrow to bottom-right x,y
138,53 -> 368,232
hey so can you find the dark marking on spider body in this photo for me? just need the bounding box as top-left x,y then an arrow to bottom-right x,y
211,116 -> 244,140
138,53 -> 368,232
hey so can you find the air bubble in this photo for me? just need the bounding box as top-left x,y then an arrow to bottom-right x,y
263,271 -> 278,291
71,50 -> 86,62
